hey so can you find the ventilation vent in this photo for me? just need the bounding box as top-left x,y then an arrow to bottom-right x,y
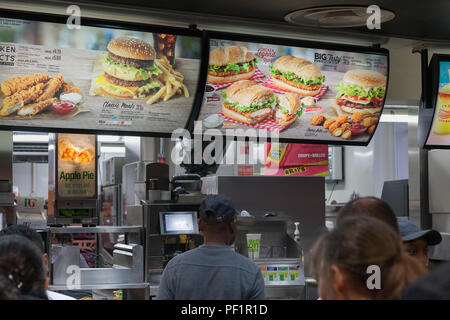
284,6 -> 395,28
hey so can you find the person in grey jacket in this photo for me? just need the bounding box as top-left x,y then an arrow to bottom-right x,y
156,194 -> 265,300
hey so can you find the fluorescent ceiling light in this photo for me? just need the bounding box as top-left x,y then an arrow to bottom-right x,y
100,146 -> 125,153
13,134 -> 49,143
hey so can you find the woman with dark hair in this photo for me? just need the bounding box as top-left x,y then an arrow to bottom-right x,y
0,235 -> 49,300
310,216 -> 426,300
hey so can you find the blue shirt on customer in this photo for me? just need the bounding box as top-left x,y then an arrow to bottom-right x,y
156,245 -> 265,300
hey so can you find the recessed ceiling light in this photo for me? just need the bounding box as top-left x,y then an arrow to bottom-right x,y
284,6 -> 395,28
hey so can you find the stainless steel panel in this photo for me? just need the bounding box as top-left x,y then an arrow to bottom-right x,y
124,205 -> 144,226
0,131 -> 13,184
102,157 -> 125,186
49,226 -> 142,233
428,149 -> 450,213
52,242 -> 144,286
217,176 -> 325,255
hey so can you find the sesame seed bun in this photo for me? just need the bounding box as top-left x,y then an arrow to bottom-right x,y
342,69 -> 386,89
107,37 -> 156,61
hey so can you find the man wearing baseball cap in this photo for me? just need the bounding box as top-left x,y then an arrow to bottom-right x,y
398,219 -> 442,269
156,194 -> 265,300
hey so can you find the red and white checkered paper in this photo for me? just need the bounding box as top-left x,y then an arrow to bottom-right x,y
219,111 -> 287,133
260,76 -> 328,100
207,68 -> 266,90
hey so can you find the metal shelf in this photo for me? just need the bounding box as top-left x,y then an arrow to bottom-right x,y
49,282 -> 149,291
49,226 -> 143,233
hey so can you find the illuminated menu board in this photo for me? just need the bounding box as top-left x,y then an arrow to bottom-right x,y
425,60 -> 450,147
0,13 -> 203,136
195,32 -> 389,145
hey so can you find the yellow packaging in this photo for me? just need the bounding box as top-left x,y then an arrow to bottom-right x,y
433,84 -> 450,134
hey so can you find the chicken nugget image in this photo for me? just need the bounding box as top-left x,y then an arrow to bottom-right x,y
336,115 -> 348,126
340,122 -> 351,130
351,112 -> 364,123
328,122 -> 339,133
323,119 -> 335,129
368,124 -> 377,135
310,115 -> 325,126
363,117 -> 378,128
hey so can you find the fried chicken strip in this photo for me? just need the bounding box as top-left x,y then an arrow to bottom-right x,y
36,74 -> 63,102
1,74 -> 50,96
1,82 -> 47,116
17,98 -> 57,117
62,81 -> 82,94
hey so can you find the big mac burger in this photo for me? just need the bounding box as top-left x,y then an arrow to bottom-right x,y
274,92 -> 303,128
335,69 -> 387,115
270,56 -> 325,96
220,80 -> 276,125
95,37 -> 162,98
208,46 -> 257,84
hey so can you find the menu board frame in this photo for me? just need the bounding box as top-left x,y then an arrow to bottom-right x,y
423,54 -> 450,149
189,30 -> 390,146
0,8 -> 208,138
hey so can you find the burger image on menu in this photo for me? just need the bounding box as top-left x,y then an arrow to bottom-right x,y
273,92 -> 303,128
208,46 -> 257,84
335,69 -> 387,115
220,80 -> 275,125
94,37 -> 163,98
270,56 -> 325,96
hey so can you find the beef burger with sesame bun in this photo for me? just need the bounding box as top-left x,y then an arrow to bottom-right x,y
95,37 -> 162,98
335,69 -> 387,115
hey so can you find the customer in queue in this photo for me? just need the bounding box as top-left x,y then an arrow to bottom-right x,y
402,261 -> 450,299
310,216 -> 426,299
0,235 -> 49,300
336,196 -> 399,233
156,194 -> 265,300
0,225 -> 78,300
398,219 -> 442,270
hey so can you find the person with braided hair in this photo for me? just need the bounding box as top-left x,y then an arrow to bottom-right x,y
0,235 -> 49,300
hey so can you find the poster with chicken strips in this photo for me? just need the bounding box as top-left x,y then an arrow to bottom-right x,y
197,38 -> 389,145
0,17 -> 201,134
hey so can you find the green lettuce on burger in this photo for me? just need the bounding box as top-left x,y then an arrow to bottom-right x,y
335,69 -> 387,115
220,80 -> 276,125
208,46 -> 257,85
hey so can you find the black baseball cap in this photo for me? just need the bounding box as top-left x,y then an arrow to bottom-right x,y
199,194 -> 237,224
398,219 -> 442,246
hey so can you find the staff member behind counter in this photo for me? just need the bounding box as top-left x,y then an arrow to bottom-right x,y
156,194 -> 265,300
397,219 -> 442,270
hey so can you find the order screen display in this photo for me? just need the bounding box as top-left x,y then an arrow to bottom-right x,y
0,16 -> 201,135
163,212 -> 197,233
